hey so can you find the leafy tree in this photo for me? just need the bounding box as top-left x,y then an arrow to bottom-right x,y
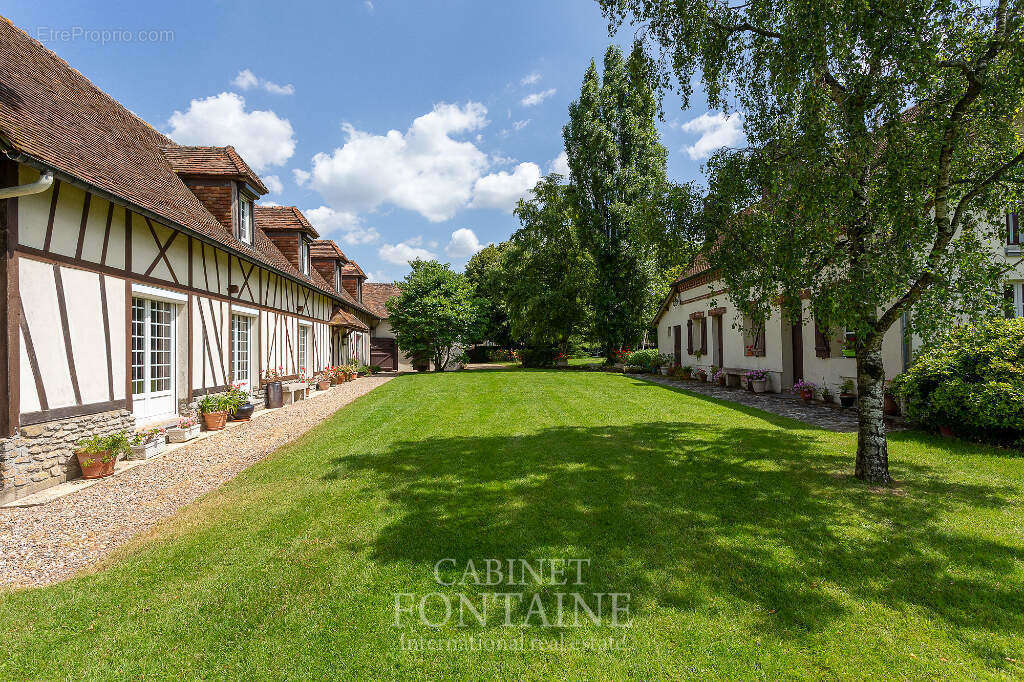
464,243 -> 512,347
504,175 -> 596,354
385,260 -> 483,372
563,43 -> 669,360
599,0 -> 1024,484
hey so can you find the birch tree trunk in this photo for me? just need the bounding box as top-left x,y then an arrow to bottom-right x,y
854,347 -> 891,485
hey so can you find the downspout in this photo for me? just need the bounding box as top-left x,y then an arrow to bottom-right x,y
0,170 -> 53,199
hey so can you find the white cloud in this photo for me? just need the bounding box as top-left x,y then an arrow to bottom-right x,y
681,112 -> 744,160
521,72 -> 541,86
521,88 -> 556,107
304,205 -> 381,245
263,174 -> 284,194
513,119 -> 531,131
231,69 -> 294,95
168,92 -> 295,171
445,228 -> 484,258
549,150 -> 570,176
379,239 -> 437,265
364,0 -> 374,11
469,162 -> 541,212
232,69 -> 259,90
257,200 -> 281,207
292,168 -> 311,186
302,102 -> 490,222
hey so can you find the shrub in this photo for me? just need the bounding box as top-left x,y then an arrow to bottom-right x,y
519,347 -> 557,368
625,348 -> 660,369
891,318 -> 1024,443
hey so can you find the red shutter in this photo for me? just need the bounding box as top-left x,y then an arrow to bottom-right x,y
686,320 -> 693,355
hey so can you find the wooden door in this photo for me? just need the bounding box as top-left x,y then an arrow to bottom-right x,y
791,321 -> 804,383
714,316 -> 724,368
673,325 -> 681,364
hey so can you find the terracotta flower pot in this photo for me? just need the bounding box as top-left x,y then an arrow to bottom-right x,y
203,410 -> 228,431
800,389 -> 813,402
76,450 -> 116,479
318,380 -> 331,391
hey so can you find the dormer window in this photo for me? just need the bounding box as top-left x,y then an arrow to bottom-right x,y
237,192 -> 254,245
299,237 -> 310,275
335,263 -> 342,291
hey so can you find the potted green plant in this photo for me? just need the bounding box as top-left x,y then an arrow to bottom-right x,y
167,413 -> 200,443
75,431 -> 130,479
820,384 -> 834,404
129,427 -> 167,460
839,378 -> 856,408
680,365 -> 693,380
792,379 -> 816,401
262,366 -> 285,408
199,394 -> 233,431
657,354 -> 674,375
747,369 -> 770,393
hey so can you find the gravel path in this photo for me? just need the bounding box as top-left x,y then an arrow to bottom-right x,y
0,377 -> 392,589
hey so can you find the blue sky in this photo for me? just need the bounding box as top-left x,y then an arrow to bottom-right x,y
7,0 -> 742,282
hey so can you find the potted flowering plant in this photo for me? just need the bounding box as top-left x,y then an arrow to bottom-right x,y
129,427 -> 167,460
696,368 -> 708,382
262,366 -> 285,408
554,351 -> 569,368
198,393 -> 234,431
656,354 -> 674,375
679,365 -> 693,380
167,413 -> 200,443
792,380 -> 817,402
746,369 -> 770,393
317,373 -> 332,391
710,368 -> 726,386
75,431 -> 130,479
839,378 -> 857,408
304,372 -> 317,396
226,384 -> 254,421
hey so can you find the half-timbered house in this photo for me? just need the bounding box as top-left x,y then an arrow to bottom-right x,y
0,20 -> 381,503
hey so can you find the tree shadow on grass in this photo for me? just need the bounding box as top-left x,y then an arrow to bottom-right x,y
325,417 -> 1023,660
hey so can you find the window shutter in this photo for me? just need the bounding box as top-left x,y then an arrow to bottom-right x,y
686,320 -> 693,355
1009,212 -> 1020,246
814,322 -> 831,358
700,318 -> 708,354
754,324 -> 765,356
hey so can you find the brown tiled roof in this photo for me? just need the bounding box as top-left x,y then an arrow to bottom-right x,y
254,205 -> 319,237
672,253 -> 713,285
328,307 -> 369,332
342,261 -> 366,278
161,145 -> 269,194
0,18 -> 352,308
363,282 -> 400,319
310,239 -> 348,261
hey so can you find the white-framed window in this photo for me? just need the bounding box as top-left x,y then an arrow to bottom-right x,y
297,324 -> 309,374
299,238 -> 310,275
232,314 -> 252,393
1008,282 -> 1024,318
237,193 -> 254,245
131,297 -> 176,421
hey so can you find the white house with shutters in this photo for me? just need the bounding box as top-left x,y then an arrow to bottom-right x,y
0,20 -> 385,503
654,212 -> 1023,394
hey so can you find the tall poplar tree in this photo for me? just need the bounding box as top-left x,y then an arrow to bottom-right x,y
563,43 -> 668,359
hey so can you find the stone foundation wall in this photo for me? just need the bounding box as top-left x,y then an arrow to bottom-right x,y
0,409 -> 136,504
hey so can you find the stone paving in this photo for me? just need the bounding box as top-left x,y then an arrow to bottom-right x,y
629,373 -> 904,433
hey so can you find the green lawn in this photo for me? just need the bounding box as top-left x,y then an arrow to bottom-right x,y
2,370 -> 1023,679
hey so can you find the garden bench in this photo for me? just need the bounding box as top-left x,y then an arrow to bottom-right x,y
281,382 -> 307,405
722,368 -> 747,388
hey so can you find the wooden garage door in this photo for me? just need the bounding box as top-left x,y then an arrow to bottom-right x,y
370,337 -> 397,371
